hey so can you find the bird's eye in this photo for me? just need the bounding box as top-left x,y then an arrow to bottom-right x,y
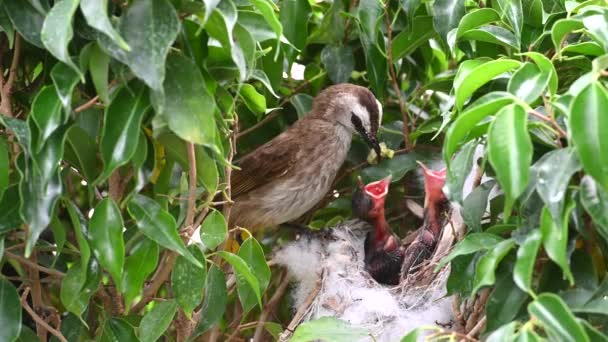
350,112 -> 365,133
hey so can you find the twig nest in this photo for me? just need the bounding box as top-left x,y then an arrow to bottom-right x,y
274,215 -> 464,342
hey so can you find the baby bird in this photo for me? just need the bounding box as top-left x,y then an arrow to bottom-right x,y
229,84 -> 383,231
353,176 -> 405,285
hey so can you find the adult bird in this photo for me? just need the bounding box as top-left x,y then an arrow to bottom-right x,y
229,84 -> 383,231
353,175 -> 405,285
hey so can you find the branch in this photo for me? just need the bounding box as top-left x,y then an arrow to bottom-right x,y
253,270 -> 290,342
5,251 -> 65,278
185,142 -> 197,230
528,108 -> 567,139
0,34 -> 22,117
278,272 -> 323,342
74,95 -> 100,113
21,288 -> 68,342
384,4 -> 412,151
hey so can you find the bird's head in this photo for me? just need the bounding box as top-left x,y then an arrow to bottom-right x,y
311,84 -> 383,156
418,162 -> 448,207
352,175 -> 391,221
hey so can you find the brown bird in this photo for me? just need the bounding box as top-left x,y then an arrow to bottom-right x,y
353,176 -> 405,285
400,163 -> 449,278
229,84 -> 383,231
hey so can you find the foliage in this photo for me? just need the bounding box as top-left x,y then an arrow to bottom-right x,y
0,0 -> 607,341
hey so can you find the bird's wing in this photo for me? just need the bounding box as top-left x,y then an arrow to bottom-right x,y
230,131 -> 301,198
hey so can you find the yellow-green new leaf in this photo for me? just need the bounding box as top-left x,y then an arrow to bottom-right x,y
488,104 -> 532,218
455,59 -> 521,110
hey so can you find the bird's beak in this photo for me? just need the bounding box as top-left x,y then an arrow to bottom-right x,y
365,133 -> 382,157
418,161 -> 447,205
363,175 -> 392,201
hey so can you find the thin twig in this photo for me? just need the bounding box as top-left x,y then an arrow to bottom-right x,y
528,109 -> 567,138
21,288 -> 67,342
279,272 -> 323,342
185,142 -> 198,230
0,34 -> 22,117
5,251 -> 65,277
253,270 -> 290,342
384,3 -> 411,151
467,316 -> 486,338
74,95 -> 100,113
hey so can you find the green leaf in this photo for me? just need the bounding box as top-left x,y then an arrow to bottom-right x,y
357,0 -> 386,98
360,153 -> 419,184
30,86 -> 64,151
444,91 -> 516,161
239,84 -> 267,116
520,52 -> 559,96
172,246 -> 207,318
0,137 -> 8,200
580,175 -> 608,243
462,180 -> 496,232
444,139 -> 477,203
455,8 -> 501,38
0,7 -> 15,49
392,16 -> 435,60
61,259 -> 102,319
237,237 -> 271,313
127,194 -> 202,268
50,62 -> 81,112
192,265 -> 227,338
540,206 -> 574,284
570,82 -> 608,192
122,237 -> 159,310
321,45 -> 354,84
218,251 -> 262,308
139,300 -> 177,342
155,53 -> 217,146
535,148 -> 581,227
454,59 -> 521,110
290,317 -> 369,342
97,82 -> 150,184
551,19 -> 584,56
513,229 -> 542,294
89,198 -> 125,287
507,62 -> 551,103
280,0 -> 311,52
459,26 -> 520,50
64,199 -> 91,271
251,0 -> 282,40
80,0 -> 130,51
41,0 -> 82,79
486,269 -> 529,332
487,104 -> 532,218
486,322 -> 519,342
472,239 -> 516,294
99,318 -> 138,342
582,9 -> 608,52
99,0 -> 179,91
205,0 -> 246,81
200,210 -> 227,251
436,232 -> 504,270
528,293 -> 590,342
65,125 -> 100,182
0,278 -> 21,342
432,0 -> 465,42
0,185 -> 23,235
562,42 -> 605,57
88,43 -> 111,105
3,0 -> 45,48
495,0 -> 523,40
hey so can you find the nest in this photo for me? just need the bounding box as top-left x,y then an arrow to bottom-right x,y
273,207 -> 467,342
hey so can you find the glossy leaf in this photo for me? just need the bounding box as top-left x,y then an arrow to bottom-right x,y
200,210 -> 227,251
459,26 -> 520,50
321,45 -> 354,84
99,318 -> 138,342
454,59 -> 521,110
462,180 -> 496,232
41,0 -> 82,78
239,83 -> 267,116
535,148 -> 581,227
0,137 -> 8,199
540,206 -> 574,284
30,86 -> 64,151
444,139 -> 476,203
155,53 -> 217,146
570,82 -> 608,192
0,185 -> 23,234
65,125 -> 100,182
127,194 -> 203,268
97,82 -> 150,183
139,300 -> 177,342
472,238 -> 516,294
172,246 -> 207,318
495,0 -> 523,40
0,7 -> 15,49
122,237 -> 159,310
3,0 -> 45,47
486,322 -> 519,342
513,229 -> 542,294
487,104 -> 532,218
507,62 -> 551,103
50,62 -> 80,112
218,251 -> 262,308
0,278 -> 21,342
291,317 -> 369,342
89,198 -> 125,287
520,52 -> 558,96
237,238 -> 271,313
486,270 -> 529,332
280,0 -> 311,52
88,43 -> 111,105
580,176 -> 608,242
436,233 -> 504,270
392,16 -> 435,60
528,293 -> 590,342
582,9 -> 608,52
551,19 -> 584,55
432,0 -> 465,42
444,91 -> 516,161
192,265 -> 228,337
99,0 -> 179,91
80,0 -> 130,51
